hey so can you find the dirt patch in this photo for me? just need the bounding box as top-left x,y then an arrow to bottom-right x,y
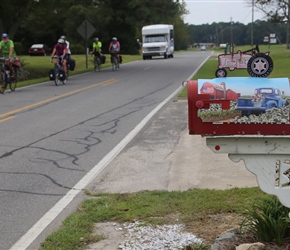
185,213 -> 243,244
185,213 -> 290,250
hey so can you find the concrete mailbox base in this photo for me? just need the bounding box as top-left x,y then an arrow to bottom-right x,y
206,136 -> 290,208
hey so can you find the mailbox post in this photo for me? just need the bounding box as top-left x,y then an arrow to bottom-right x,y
188,77 -> 290,208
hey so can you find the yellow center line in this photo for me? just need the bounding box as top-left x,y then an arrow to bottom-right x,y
0,78 -> 118,119
102,80 -> 119,86
0,116 -> 16,123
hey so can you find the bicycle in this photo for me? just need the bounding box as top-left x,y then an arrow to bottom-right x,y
66,55 -> 71,80
110,50 -> 120,71
0,57 -> 18,94
51,56 -> 66,86
93,52 -> 102,72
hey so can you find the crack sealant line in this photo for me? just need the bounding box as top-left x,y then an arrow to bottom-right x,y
9,64 -> 207,250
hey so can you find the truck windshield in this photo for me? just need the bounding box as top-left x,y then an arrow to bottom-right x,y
259,88 -> 273,94
144,35 -> 167,43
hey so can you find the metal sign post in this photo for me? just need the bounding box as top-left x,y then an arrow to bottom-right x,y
77,20 -> 96,69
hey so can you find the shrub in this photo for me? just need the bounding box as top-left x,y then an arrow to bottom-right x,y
70,43 -> 85,54
16,66 -> 30,81
14,42 -> 25,55
240,196 -> 290,245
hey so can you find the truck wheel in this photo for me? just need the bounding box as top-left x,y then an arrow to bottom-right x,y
164,53 -> 168,59
143,55 -> 146,60
215,68 -> 227,77
247,53 -> 273,77
241,111 -> 247,117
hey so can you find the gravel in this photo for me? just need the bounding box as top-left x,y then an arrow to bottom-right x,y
117,221 -> 203,250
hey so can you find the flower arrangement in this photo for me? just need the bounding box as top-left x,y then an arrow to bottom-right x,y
251,93 -> 264,107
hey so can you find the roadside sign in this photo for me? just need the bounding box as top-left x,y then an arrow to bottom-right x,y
263,36 -> 269,43
77,20 -> 96,39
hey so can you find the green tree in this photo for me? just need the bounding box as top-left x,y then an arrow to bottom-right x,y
253,0 -> 290,48
13,0 -> 189,54
0,0 -> 34,39
86,0 -> 187,54
174,16 -> 189,50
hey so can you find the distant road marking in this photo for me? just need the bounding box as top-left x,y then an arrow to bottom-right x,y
144,67 -> 151,70
0,79 -> 118,120
0,116 -> 15,122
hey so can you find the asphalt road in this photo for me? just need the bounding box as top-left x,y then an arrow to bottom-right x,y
0,51 -> 212,250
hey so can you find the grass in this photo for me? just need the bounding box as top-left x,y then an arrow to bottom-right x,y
15,53 -> 142,88
40,188 -> 269,249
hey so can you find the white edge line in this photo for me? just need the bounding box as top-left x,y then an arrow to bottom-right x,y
9,53 -> 211,250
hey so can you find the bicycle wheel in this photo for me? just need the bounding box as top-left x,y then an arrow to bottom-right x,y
116,57 -> 120,70
9,68 -> 17,91
94,57 -> 100,72
54,67 -> 59,86
0,69 -> 7,94
112,56 -> 117,71
65,69 -> 69,80
66,68 -> 69,80
62,73 -> 66,85
97,57 -> 101,71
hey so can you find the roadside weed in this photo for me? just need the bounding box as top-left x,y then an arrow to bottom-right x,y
240,196 -> 290,245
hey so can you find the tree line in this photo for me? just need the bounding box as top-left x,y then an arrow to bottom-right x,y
0,0 -> 289,56
188,20 -> 287,46
0,0 -> 189,55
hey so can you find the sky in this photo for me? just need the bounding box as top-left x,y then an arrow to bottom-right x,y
198,77 -> 290,96
183,0 -> 266,25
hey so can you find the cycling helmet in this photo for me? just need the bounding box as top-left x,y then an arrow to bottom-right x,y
58,38 -> 65,44
112,37 -> 117,41
94,37 -> 99,41
2,33 -> 8,38
60,35 -> 66,39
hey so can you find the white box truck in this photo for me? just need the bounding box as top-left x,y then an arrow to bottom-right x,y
141,24 -> 174,60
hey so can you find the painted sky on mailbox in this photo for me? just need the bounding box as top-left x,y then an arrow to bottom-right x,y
198,77 -> 290,96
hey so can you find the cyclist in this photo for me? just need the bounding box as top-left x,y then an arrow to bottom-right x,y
92,37 -> 102,56
108,37 -> 120,63
60,35 -> 71,59
0,33 -> 17,79
92,37 -> 103,68
51,38 -> 68,76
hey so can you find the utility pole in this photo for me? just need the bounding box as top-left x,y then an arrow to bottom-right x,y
230,17 -> 233,43
287,0 -> 290,49
251,0 -> 254,46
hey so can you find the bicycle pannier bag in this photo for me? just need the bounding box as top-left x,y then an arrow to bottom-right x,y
69,58 -> 76,71
119,55 -> 123,64
48,69 -> 55,80
59,69 -> 65,81
13,57 -> 21,68
101,55 -> 106,64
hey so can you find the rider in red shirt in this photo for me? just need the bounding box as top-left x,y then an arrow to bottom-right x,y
51,38 -> 68,75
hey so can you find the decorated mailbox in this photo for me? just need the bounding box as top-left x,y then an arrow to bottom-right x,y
188,77 -> 290,208
188,77 -> 290,135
